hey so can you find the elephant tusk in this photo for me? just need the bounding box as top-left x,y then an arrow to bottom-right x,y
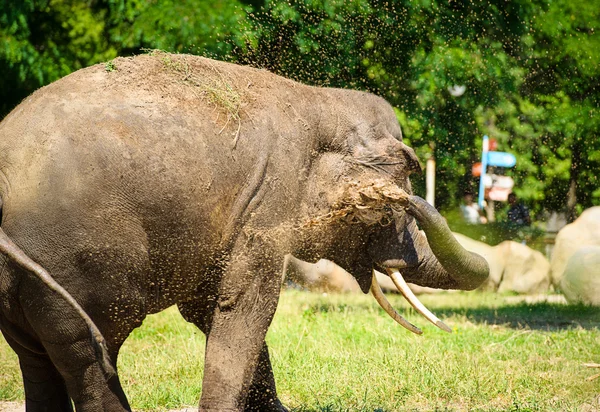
370,272 -> 422,335
387,268 -> 452,333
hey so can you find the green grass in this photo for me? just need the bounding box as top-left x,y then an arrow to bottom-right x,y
104,60 -> 117,72
1,291 -> 599,411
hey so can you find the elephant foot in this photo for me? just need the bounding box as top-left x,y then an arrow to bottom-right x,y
244,396 -> 288,412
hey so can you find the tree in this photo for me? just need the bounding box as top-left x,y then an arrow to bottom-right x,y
0,0 -> 252,118
486,0 -> 600,219
0,0 -> 116,117
106,0 -> 252,58
241,0 -> 530,208
1,0 -> 598,218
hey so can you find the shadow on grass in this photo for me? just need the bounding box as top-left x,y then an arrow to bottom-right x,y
304,299 -> 600,331
435,302 -> 600,331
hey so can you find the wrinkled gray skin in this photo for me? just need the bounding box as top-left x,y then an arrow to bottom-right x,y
0,54 -> 488,412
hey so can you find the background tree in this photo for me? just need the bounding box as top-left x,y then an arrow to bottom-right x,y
0,0 -> 252,117
1,0 -> 598,223
240,0 -> 531,209
497,0 -> 600,221
0,0 -> 115,116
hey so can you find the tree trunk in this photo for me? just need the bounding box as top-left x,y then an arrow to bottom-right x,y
566,139 -> 582,223
485,199 -> 495,223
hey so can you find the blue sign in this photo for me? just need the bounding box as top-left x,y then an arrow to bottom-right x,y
478,136 -> 517,207
486,151 -> 516,168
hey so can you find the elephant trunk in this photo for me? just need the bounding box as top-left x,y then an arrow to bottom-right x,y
369,194 -> 489,334
404,195 -> 489,290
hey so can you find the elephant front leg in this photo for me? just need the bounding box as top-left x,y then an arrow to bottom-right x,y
244,343 -> 287,412
199,253 -> 283,411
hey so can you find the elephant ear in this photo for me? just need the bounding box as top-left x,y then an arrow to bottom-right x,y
398,142 -> 422,176
332,249 -> 373,294
356,274 -> 372,293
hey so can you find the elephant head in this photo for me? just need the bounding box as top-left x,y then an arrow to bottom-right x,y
294,88 -> 489,334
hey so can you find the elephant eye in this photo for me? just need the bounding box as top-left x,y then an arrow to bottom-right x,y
348,154 -> 403,175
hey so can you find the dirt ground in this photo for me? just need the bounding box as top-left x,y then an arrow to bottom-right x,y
0,402 -> 196,412
0,402 -> 21,412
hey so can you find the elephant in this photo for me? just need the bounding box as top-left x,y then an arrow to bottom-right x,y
0,52 -> 488,411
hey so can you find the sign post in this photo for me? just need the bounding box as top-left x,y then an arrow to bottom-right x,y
478,135 -> 489,208
478,135 -> 517,208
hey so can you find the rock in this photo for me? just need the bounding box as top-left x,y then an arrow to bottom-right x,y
550,206 -> 600,286
504,294 -> 567,305
285,254 -> 457,295
496,241 -> 551,294
453,233 -> 504,290
285,233 -> 552,295
374,270 -> 398,293
560,246 -> 600,306
375,270 -> 455,295
378,232 -> 499,294
452,234 -> 551,294
0,401 -> 23,412
284,255 -> 361,293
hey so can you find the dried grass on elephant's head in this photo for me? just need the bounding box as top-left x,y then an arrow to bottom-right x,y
305,180 -> 410,228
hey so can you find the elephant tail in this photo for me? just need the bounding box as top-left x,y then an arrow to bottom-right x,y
0,226 -> 115,377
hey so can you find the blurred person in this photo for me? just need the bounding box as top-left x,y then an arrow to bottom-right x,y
460,192 -> 487,224
507,192 -> 531,226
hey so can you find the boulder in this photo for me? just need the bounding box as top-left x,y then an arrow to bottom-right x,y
376,232 -> 500,294
375,271 -> 456,295
560,246 -> 600,306
285,256 -> 402,294
375,232 -> 493,294
284,255 -> 361,293
495,241 -> 551,294
550,207 -> 600,286
285,233 -> 552,295
453,233 -> 504,290
374,270 -> 398,293
454,234 -> 550,294
284,255 -> 454,295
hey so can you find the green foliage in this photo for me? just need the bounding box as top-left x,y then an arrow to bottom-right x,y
107,0 -> 252,57
236,0 -> 600,216
0,0 -> 117,116
1,0 -> 599,216
104,59 -> 117,72
483,0 -> 600,215
0,0 -> 251,117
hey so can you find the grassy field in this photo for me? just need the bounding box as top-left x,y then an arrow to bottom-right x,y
1,291 -> 599,411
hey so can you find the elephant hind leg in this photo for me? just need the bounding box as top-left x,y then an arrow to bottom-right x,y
2,331 -> 73,412
41,336 -> 130,412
